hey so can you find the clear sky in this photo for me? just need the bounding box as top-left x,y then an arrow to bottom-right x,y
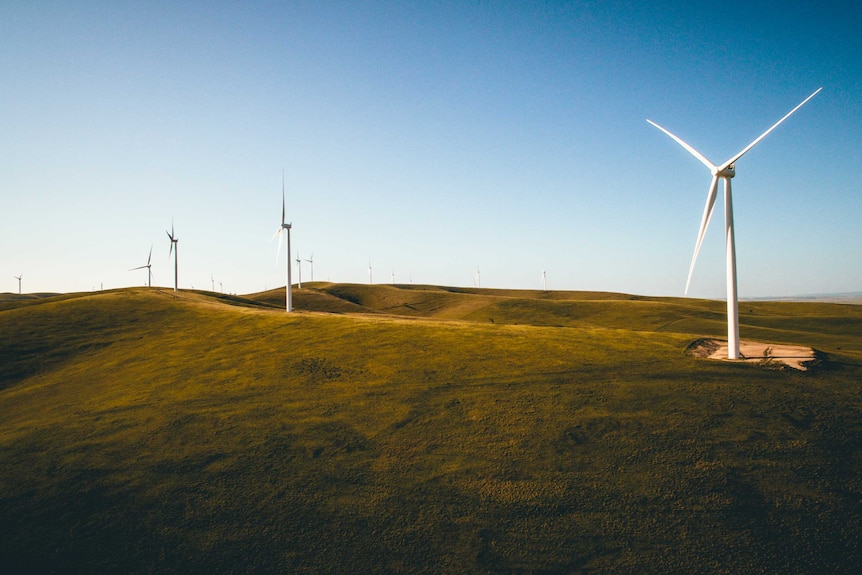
2,1 -> 860,298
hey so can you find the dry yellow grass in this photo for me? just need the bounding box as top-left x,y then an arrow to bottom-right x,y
1,285 -> 860,573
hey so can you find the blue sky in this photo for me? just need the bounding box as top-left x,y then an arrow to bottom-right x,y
2,1 -> 860,298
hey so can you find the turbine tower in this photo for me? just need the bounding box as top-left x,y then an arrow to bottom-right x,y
305,253 -> 314,283
542,269 -> 547,292
648,87 -> 821,359
295,252 -> 303,289
166,221 -> 179,292
14,274 -> 22,294
273,172 -> 293,312
475,266 -> 481,289
130,245 -> 154,287
368,261 -> 373,285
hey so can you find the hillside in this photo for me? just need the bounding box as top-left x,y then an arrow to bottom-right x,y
1,286 -> 860,573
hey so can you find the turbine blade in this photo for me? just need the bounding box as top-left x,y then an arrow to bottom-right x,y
275,229 -> 283,265
647,119 -> 717,172
719,87 -> 822,170
685,175 -> 720,294
147,245 -> 153,265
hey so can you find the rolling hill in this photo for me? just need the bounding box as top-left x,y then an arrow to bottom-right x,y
1,285 -> 860,573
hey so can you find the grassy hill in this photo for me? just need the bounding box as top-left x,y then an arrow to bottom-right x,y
1,285 -> 860,573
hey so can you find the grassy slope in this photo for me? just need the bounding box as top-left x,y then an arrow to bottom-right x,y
1,286 -> 861,574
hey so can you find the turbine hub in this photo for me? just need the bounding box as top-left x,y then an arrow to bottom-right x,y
717,164 -> 736,178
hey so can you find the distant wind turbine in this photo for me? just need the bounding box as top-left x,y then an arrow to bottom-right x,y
542,269 -> 547,292
166,221 -> 179,292
648,87 -> 821,359
368,261 -> 373,285
129,245 -> 154,287
273,171 -> 293,312
305,253 -> 314,282
219,281 -> 223,293
295,252 -> 303,289
211,275 -> 215,292
14,274 -> 22,294
391,270 -> 395,285
475,266 -> 481,289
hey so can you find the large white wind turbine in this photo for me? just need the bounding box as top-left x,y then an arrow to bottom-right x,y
273,172 -> 293,312
166,221 -> 179,292
648,87 -> 821,359
130,245 -> 154,287
14,274 -> 22,294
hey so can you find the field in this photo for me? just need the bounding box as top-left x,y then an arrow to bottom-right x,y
1,283 -> 860,573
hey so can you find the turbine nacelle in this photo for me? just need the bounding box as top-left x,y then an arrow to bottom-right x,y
715,164 -> 735,178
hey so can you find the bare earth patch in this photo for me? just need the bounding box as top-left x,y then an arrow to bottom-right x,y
688,338 -> 817,371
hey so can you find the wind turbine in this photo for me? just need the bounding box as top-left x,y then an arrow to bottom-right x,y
129,245 -> 154,287
273,172 -> 293,312
542,269 -> 547,292
14,274 -> 22,294
368,261 -> 373,285
211,275 -> 215,292
648,87 -> 821,359
295,252 -> 303,289
475,266 -> 481,289
305,253 -> 314,283
391,270 -> 395,285
166,221 -> 179,292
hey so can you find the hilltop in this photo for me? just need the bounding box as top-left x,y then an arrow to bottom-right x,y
1,285 -> 860,573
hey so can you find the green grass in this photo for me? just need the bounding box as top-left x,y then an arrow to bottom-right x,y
1,285 -> 861,573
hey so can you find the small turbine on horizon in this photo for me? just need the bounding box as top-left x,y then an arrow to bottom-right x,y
14,274 -> 22,294
130,245 -> 154,287
295,252 -> 303,289
475,266 -> 481,289
647,87 -> 821,359
305,253 -> 314,283
166,221 -> 179,292
368,261 -> 373,285
273,171 -> 293,312
542,269 -> 547,292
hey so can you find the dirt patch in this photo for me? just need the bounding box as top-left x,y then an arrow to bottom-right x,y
688,339 -> 817,371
